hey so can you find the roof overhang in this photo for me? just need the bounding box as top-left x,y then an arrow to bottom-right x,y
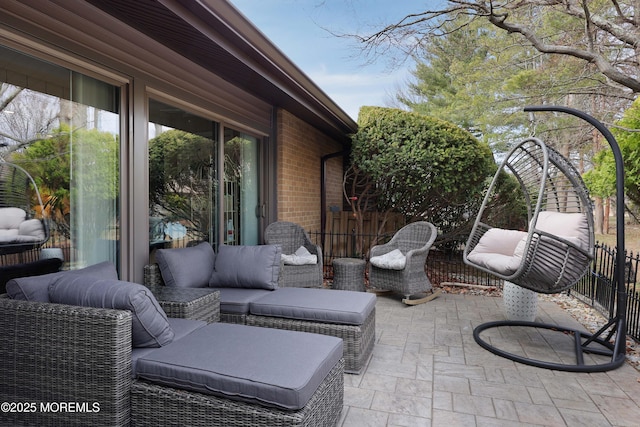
84,0 -> 357,143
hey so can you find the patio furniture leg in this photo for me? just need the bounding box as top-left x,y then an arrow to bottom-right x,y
401,288 -> 442,305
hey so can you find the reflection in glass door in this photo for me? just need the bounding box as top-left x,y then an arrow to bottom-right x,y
0,46 -> 120,271
224,129 -> 259,245
148,99 -> 218,253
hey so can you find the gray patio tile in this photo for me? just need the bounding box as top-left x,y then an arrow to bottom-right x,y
416,362 -> 434,381
370,391 -> 432,418
590,393 -> 640,425
344,385 -> 376,409
496,366 -> 544,387
387,413 -> 431,426
370,343 -> 405,362
341,407 -> 389,427
492,399 -> 519,421
539,376 -> 592,403
359,372 -> 398,392
526,386 -> 553,405
435,361 -> 486,380
513,401 -> 565,426
469,380 -> 532,403
452,393 -> 496,417
476,415 -> 538,427
577,373 -> 632,398
395,377 -> 433,398
377,331 -> 408,347
434,374 -> 471,394
366,358 -> 417,379
342,293 -> 640,426
558,407 -> 612,427
431,409 -> 476,426
433,390 -> 453,410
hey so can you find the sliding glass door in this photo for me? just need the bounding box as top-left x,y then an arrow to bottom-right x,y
148,99 -> 261,255
0,45 -> 120,270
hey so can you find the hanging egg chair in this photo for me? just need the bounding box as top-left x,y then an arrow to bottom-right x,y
463,137 -> 595,294
464,106 -> 627,373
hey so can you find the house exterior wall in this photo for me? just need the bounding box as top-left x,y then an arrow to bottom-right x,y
277,109 -> 344,231
0,1 -> 354,281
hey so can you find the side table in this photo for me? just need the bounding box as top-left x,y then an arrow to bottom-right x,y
332,258 -> 366,292
146,285 -> 220,323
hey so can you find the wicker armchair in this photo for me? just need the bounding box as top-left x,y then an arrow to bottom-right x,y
368,221 -> 440,305
0,295 -> 132,426
264,221 -> 323,287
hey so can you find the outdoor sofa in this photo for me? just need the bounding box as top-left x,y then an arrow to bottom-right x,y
0,262 -> 344,427
145,242 -> 376,374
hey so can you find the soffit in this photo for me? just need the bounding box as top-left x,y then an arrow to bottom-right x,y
84,0 -> 357,143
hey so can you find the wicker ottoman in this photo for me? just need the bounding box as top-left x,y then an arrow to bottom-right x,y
332,258 -> 366,291
246,287 -> 376,374
132,323 -> 344,427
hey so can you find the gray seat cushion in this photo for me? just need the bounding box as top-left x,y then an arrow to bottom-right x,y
6,261 -> 118,302
249,288 -> 376,325
49,276 -> 174,348
131,317 -> 206,376
216,287 -> 273,314
135,323 -> 343,410
156,242 -> 215,288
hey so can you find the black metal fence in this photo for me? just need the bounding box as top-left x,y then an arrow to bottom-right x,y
310,229 -> 640,342
5,228 -> 640,341
571,244 -> 640,342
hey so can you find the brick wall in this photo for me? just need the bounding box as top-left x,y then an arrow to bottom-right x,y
276,109 -> 345,231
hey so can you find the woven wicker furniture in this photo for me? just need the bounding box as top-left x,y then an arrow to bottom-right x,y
146,284 -> 220,323
144,262 -> 376,374
368,221 -> 440,305
247,307 -> 374,374
0,295 -> 132,426
1,291 -> 345,426
464,137 -> 594,294
131,359 -> 344,427
332,258 -> 366,291
265,221 -> 323,287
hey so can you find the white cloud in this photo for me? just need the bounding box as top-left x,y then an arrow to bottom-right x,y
308,66 -> 412,120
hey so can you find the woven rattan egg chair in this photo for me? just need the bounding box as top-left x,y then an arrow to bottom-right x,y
464,137 -> 595,294
463,106 -> 627,372
0,161 -> 49,255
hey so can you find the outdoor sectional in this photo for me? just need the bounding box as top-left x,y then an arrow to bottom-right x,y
145,242 -> 376,374
0,262 -> 344,427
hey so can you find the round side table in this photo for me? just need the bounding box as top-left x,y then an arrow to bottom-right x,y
332,258 -> 366,292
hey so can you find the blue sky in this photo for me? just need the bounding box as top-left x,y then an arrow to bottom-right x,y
230,1 -> 439,121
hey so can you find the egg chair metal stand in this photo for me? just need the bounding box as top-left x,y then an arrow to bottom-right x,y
467,106 -> 627,372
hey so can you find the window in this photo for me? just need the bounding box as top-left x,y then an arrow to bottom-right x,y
0,45 -> 120,270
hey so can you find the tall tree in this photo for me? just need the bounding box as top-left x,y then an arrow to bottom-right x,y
354,0 -> 640,97
393,13 -> 629,155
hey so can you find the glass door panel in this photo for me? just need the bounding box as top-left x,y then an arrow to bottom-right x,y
224,129 -> 259,245
0,45 -> 120,270
148,99 -> 218,254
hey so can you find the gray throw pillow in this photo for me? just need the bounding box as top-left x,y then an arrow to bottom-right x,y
49,276 -> 174,348
6,261 -> 118,302
209,245 -> 281,290
156,242 -> 215,288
